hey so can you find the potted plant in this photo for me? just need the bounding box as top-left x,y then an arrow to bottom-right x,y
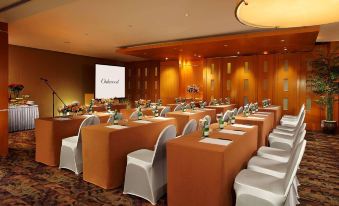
309,54 -> 339,134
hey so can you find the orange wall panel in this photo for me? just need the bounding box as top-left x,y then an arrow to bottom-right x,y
160,61 -> 180,104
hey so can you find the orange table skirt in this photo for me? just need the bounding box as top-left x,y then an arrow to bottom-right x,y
82,117 -> 177,189
167,124 -> 258,206
258,105 -> 282,127
35,113 -> 110,166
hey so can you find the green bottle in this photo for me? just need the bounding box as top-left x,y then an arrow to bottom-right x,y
231,115 -> 236,124
203,121 -> 209,137
113,110 -> 119,125
219,118 -> 224,129
137,108 -> 142,120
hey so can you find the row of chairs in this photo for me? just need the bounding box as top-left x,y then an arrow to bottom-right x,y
234,104 -> 306,206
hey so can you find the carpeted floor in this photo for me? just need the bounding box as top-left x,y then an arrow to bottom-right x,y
1,130 -> 338,206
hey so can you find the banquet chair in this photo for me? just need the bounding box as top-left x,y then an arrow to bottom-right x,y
280,106 -> 305,127
59,115 -> 100,175
232,108 -> 238,116
107,113 -> 123,124
180,119 -> 197,136
130,110 -> 142,120
237,106 -> 243,115
269,124 -> 306,151
160,106 -> 170,117
281,104 -> 305,120
258,129 -> 306,163
204,115 -> 211,126
234,140 -> 306,206
123,125 -> 177,205
274,111 -> 305,133
222,110 -> 232,122
173,104 -> 183,111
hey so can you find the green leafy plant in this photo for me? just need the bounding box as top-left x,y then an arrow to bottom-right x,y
308,54 -> 339,121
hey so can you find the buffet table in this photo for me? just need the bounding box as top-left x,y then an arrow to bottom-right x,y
8,105 -> 39,132
167,124 -> 258,206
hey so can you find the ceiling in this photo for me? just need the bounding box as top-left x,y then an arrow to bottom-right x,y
0,0 -> 338,61
117,26 -> 320,60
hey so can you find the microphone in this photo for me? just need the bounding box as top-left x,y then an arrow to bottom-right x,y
40,77 -> 48,81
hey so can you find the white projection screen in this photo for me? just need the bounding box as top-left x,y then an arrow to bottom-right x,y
95,64 -> 125,99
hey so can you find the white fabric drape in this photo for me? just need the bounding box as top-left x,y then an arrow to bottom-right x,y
8,105 -> 39,132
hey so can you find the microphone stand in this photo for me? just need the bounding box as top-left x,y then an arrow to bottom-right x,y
40,78 -> 66,117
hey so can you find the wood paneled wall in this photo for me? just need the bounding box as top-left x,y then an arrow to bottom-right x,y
124,44 -> 337,131
125,61 -> 160,104
0,22 -> 8,156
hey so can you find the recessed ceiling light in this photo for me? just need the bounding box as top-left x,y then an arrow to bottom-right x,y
223,44 -> 228,47
165,57 -> 169,60
198,55 -> 201,58
281,39 -> 285,42
284,47 -> 288,51
237,51 -> 240,55
185,13 -> 189,17
263,51 -> 268,54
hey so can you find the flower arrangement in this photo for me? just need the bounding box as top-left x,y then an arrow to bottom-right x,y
58,102 -> 85,115
186,84 -> 200,94
8,83 -> 24,99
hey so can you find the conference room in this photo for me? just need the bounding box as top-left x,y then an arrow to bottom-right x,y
0,0 -> 338,205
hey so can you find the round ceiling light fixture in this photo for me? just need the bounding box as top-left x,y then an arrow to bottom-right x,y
235,0 -> 339,28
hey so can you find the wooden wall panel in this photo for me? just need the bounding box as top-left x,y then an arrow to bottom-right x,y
275,53 -> 301,116
221,58 -> 238,104
0,22 -> 8,156
160,61 -> 179,104
204,59 -> 222,101
125,61 -> 160,104
257,55 -> 275,103
178,60 -> 204,100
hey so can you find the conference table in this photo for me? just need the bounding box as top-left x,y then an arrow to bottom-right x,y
92,103 -> 128,112
81,116 -> 177,189
205,104 -> 236,114
120,106 -> 166,119
258,105 -> 282,127
235,112 -> 274,148
167,123 -> 258,206
166,109 -> 216,134
35,112 -> 110,166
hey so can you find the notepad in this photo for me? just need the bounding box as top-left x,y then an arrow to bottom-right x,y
256,112 -> 271,114
134,120 -> 152,124
232,124 -> 254,128
253,114 -> 269,117
248,117 -> 265,120
54,117 -> 71,121
183,112 -> 195,115
219,129 -> 246,135
200,138 -> 232,146
152,117 -> 168,120
82,115 -> 94,118
105,125 -> 128,129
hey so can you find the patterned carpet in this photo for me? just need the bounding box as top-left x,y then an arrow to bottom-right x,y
0,130 -> 338,206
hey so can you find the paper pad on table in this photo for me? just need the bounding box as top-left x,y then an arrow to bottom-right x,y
219,129 -> 246,135
106,125 -> 128,129
200,138 -> 232,146
134,120 -> 152,124
152,117 -> 168,120
232,124 -> 254,128
248,116 -> 265,120
54,118 -> 71,121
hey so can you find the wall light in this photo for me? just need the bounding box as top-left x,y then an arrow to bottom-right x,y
235,0 -> 339,28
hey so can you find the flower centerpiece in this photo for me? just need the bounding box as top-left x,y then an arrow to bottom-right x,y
58,102 -> 84,116
225,97 -> 231,105
186,84 -> 200,100
8,83 -> 24,99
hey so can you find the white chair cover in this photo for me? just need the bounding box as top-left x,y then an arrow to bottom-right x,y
59,115 -> 100,174
237,106 -> 244,115
181,119 -> 197,136
123,125 -> 177,205
130,110 -> 142,120
160,106 -> 170,117
173,104 -> 183,111
204,115 -> 211,126
222,110 -> 232,122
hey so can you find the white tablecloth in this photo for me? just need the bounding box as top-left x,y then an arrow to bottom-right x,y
8,105 -> 39,132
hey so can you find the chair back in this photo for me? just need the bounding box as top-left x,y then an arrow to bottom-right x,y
107,113 -> 122,124
283,140 -> 307,196
222,110 -> 231,122
293,124 -> 306,145
174,104 -> 182,111
160,106 -> 170,117
181,119 -> 197,136
76,115 -> 100,147
204,115 -> 211,126
152,125 -> 177,165
237,106 -> 244,115
232,108 -> 238,116
129,110 -> 141,120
